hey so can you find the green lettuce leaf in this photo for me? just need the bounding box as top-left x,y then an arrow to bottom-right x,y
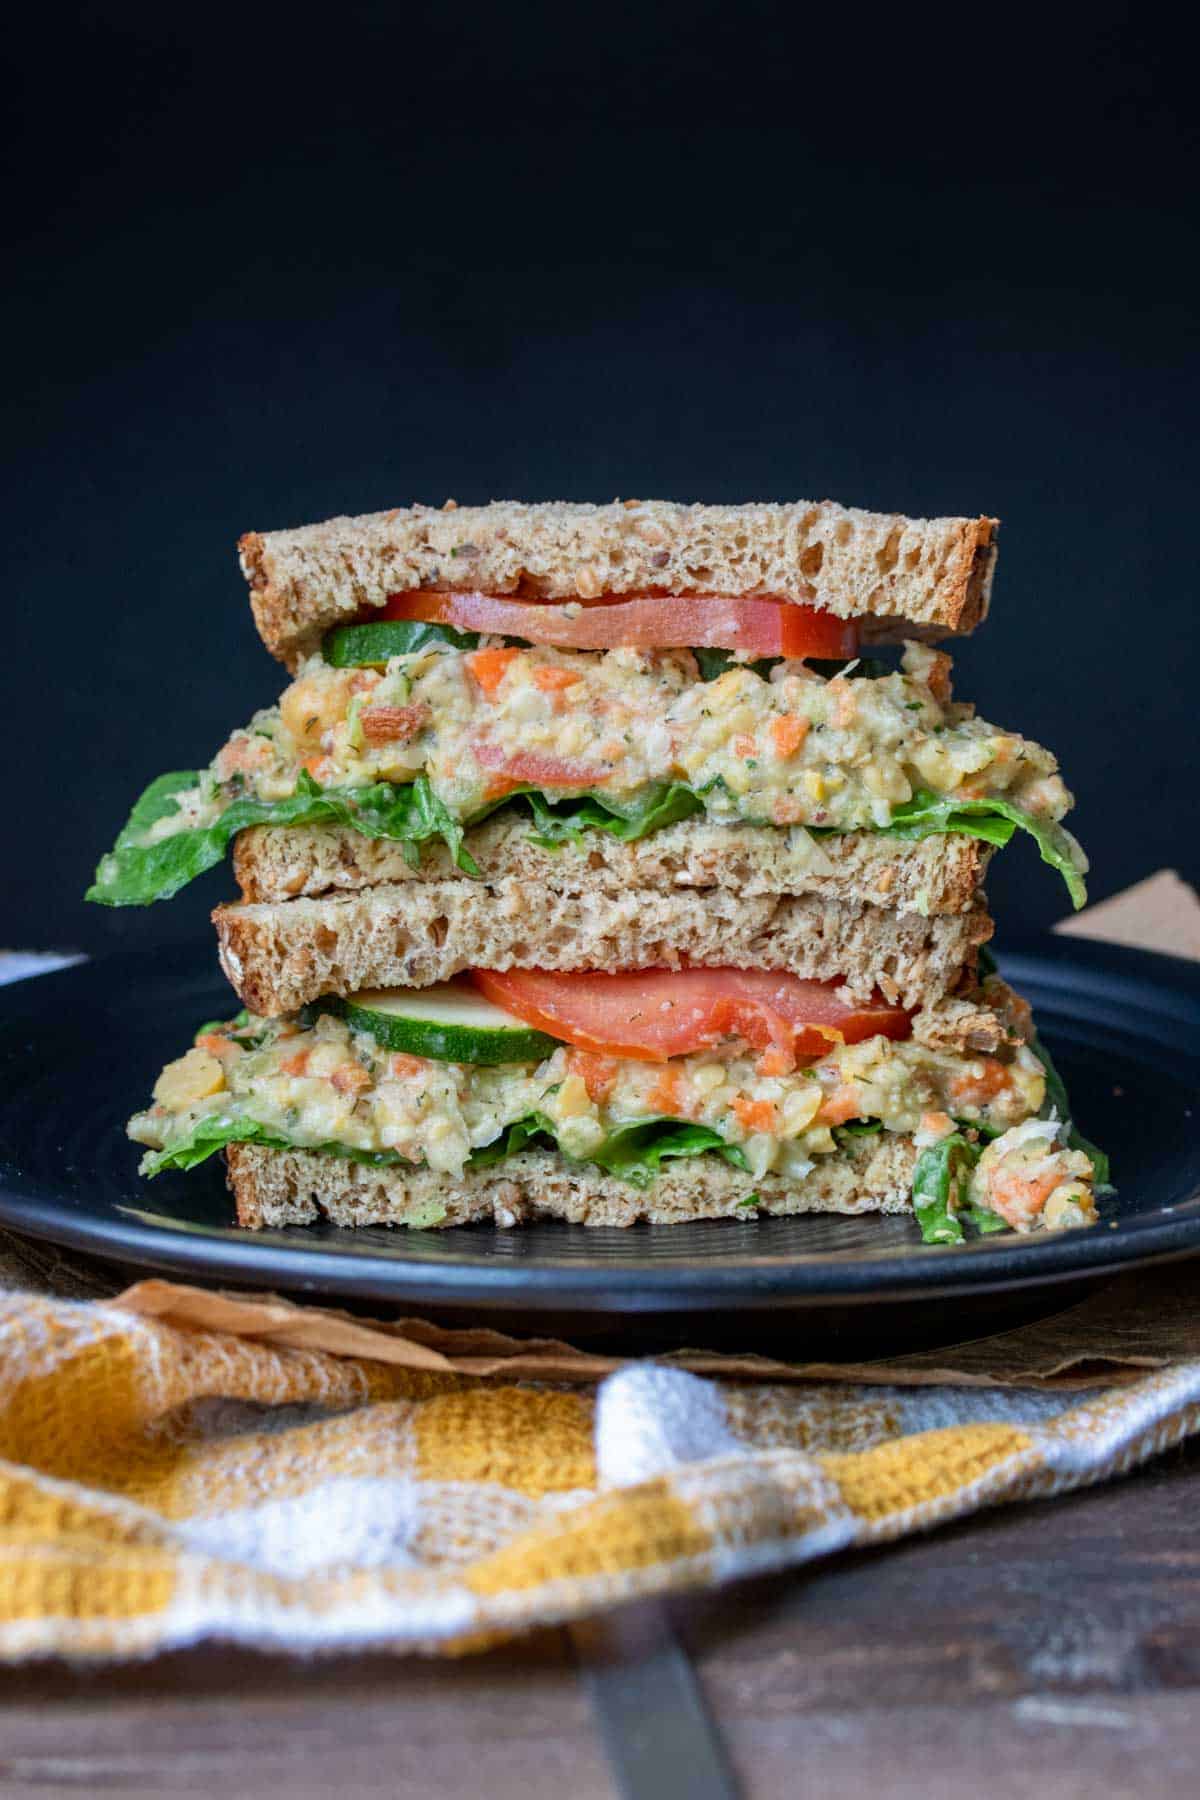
911,1132 -> 981,1245
466,1110 -> 748,1188
1031,1031 -> 1074,1125
587,1117 -> 749,1185
832,1119 -> 883,1144
520,782 -> 706,848
139,1113 -> 413,1176
883,790 -> 1088,909
462,1110 -> 559,1169
1031,1034 -> 1112,1190
963,1201 -> 1009,1234
88,771 -> 479,906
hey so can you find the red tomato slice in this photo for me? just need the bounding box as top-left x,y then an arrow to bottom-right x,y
473,741 -> 604,790
383,589 -> 856,659
472,968 -> 911,1069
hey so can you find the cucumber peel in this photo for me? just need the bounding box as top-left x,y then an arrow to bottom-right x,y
329,983 -> 561,1065
323,619 -> 479,665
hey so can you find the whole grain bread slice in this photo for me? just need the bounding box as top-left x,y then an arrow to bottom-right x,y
226,1135 -> 920,1230
232,815 -> 991,914
240,498 -> 998,668
213,878 -> 992,1016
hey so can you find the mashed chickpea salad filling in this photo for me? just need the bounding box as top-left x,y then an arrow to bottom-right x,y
129,965 -> 1107,1243
88,606 -> 1088,908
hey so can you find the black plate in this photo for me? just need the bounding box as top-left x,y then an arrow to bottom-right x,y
0,938 -> 1198,1352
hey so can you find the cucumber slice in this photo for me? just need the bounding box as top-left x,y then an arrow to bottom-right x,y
335,982 -> 560,1064
323,619 -> 480,666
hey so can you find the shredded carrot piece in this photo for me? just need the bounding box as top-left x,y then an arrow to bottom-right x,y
815,1085 -> 861,1126
567,1050 -> 621,1103
733,734 -> 757,759
280,1050 -> 310,1077
770,715 -> 810,759
533,665 -> 580,694
733,1096 -> 778,1134
828,679 -> 858,729
390,1053 -> 429,1079
648,1066 -> 685,1114
756,1045 -> 793,1077
331,1063 -> 371,1096
986,1167 -> 1062,1226
949,1058 -> 1011,1106
467,647 -> 522,696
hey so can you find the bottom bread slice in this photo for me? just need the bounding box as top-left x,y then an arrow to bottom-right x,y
227,1136 -> 919,1230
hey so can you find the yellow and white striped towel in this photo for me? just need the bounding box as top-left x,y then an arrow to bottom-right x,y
1,1288 -> 1199,1660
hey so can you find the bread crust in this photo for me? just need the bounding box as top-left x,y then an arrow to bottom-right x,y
239,499 -> 998,668
231,816 -> 991,914
226,1136 -> 920,1230
213,878 -> 991,1016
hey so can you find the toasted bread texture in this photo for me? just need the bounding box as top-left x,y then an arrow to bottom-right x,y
226,1135 -> 920,1229
239,498 -> 998,667
232,814 -> 992,914
214,878 -> 991,1016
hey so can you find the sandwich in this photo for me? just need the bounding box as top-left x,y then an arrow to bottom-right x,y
95,497 -> 1105,1242
90,501 -> 1083,914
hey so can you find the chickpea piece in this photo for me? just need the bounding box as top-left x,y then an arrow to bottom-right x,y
279,671 -> 354,753
1041,1182 -> 1095,1230
153,1047 -> 226,1110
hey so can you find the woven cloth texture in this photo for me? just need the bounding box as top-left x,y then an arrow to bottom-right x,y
2,1290 -> 1199,1660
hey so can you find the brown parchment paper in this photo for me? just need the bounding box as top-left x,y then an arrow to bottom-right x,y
110,1263 -> 1200,1391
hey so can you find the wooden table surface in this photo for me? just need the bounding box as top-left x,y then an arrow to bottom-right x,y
3,1433 -> 1199,1799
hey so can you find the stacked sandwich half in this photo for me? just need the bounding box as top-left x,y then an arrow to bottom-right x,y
93,498 -> 1106,1241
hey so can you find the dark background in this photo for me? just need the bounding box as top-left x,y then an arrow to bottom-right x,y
5,3 -> 1198,956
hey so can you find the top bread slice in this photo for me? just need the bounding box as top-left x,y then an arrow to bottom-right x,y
240,498 -> 999,668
